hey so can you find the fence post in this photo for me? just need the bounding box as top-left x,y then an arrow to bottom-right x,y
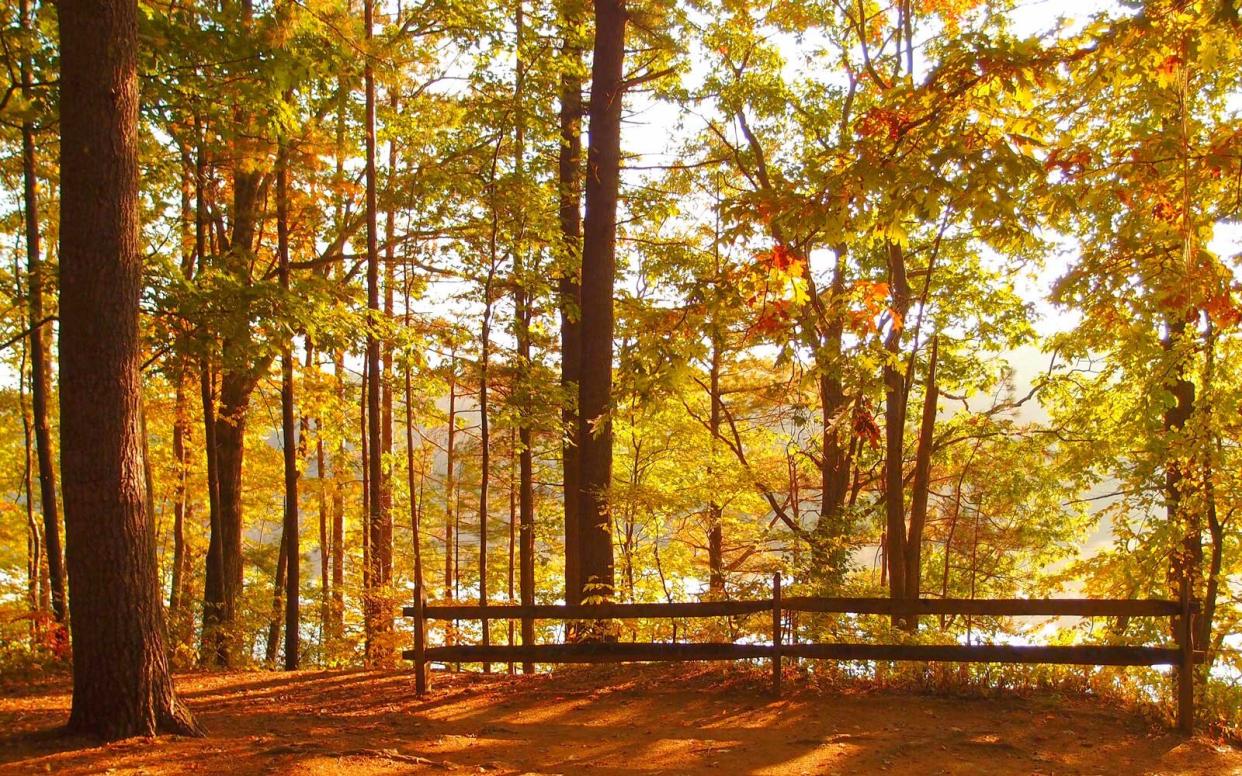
771,572 -> 782,697
414,584 -> 428,696
1177,578 -> 1194,734
482,600 -> 491,675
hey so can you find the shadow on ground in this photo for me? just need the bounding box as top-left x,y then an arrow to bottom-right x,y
1,664 -> 1236,775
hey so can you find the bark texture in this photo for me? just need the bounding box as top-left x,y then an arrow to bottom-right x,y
558,0 -> 584,606
576,0 -> 627,604
363,0 -> 393,664
58,0 -> 201,738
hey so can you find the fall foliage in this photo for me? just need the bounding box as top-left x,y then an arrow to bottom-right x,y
1,0 -> 1241,745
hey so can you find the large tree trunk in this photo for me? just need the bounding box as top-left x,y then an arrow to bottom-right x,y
557,2 -> 584,607
21,0 -> 65,627
576,0 -> 626,605
58,0 -> 200,738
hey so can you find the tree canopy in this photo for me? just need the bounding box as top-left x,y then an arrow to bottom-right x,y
1,0 -> 1240,740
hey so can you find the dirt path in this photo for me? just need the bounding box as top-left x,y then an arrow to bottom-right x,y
1,664 -> 1237,775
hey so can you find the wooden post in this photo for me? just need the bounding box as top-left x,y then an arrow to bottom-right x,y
482,603 -> 490,675
771,572 -> 782,697
414,584 -> 428,696
1177,577 -> 1194,734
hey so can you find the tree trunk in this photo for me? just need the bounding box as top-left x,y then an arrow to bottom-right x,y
514,0 -> 536,666
508,428 -> 517,620
362,0 -> 392,665
317,430 -> 330,643
576,0 -> 626,605
404,267 -> 424,617
277,134 -> 300,670
330,350 -> 346,641
811,249 -> 851,586
199,362 -> 224,664
326,62 -> 349,648
170,376 -> 188,617
1162,315 -> 1198,639
480,224 -> 495,672
903,337 -> 938,625
1199,320 -> 1221,656
193,107 -> 224,663
265,529 -> 288,664
201,0 -> 270,668
205,385 -> 258,666
557,2 -> 584,608
167,142 -> 196,628
209,371 -> 254,665
361,356 -> 371,609
21,0 -> 65,627
622,430 -> 639,601
883,242 -> 912,619
58,0 -> 201,737
16,286 -> 43,634
378,89 -> 398,659
707,331 -> 724,595
445,363 -> 457,603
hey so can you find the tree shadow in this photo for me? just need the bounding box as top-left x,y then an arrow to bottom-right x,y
0,665 -> 1226,775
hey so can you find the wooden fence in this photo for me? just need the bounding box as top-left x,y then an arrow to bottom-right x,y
403,574 -> 1200,732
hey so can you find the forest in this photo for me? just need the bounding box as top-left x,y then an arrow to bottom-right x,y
1,0 -> 1242,761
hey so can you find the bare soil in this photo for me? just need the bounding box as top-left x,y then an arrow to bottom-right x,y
1,664 -> 1238,775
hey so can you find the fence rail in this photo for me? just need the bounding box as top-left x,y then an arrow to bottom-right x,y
403,574 -> 1200,733
403,597 -> 1185,620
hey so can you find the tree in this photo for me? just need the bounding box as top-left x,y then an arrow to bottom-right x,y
197,0 -> 275,667
362,0 -> 395,666
18,0 -> 64,628
1045,0 -> 1242,670
557,0 -> 585,607
576,0 -> 627,606
277,122 -> 300,671
57,0 -> 201,739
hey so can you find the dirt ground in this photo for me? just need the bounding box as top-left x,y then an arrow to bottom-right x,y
1,664 -> 1239,775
